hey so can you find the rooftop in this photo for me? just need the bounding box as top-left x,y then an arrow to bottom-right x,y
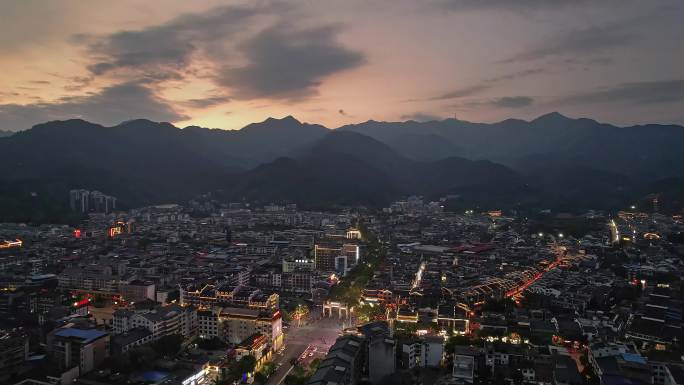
54,327 -> 108,344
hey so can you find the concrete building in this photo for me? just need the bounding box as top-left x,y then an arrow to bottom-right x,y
368,335 -> 396,383
234,333 -> 271,372
0,328 -> 29,381
69,189 -> 116,214
111,327 -> 154,353
179,284 -> 278,311
112,304 -> 197,341
120,280 -> 155,302
47,326 -> 110,375
314,244 -> 339,272
402,335 -> 444,369
198,306 -> 283,351
453,354 -> 475,384
315,243 -> 361,273
307,334 -> 365,385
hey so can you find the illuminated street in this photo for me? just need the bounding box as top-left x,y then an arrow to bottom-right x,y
266,314 -> 347,385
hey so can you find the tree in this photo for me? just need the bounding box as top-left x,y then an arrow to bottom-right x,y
293,302 -> 310,326
260,362 -> 276,377
445,335 -> 471,355
197,336 -> 228,350
393,322 -> 419,339
152,334 -> 183,357
103,352 -> 133,374
254,371 -> 267,385
236,355 -> 257,375
284,364 -> 312,385
355,303 -> 384,322
129,346 -> 157,370
309,358 -> 322,373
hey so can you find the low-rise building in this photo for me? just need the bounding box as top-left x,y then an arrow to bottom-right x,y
47,326 -> 110,375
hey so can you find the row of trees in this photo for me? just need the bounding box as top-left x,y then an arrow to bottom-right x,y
329,219 -> 386,307
283,358 -> 321,385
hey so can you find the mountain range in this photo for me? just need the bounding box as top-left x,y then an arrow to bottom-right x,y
1,113 -> 683,222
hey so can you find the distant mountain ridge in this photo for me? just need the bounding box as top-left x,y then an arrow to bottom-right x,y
339,112 -> 684,179
229,131 -> 526,207
1,113 -> 683,222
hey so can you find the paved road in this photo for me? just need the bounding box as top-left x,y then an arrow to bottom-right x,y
266,315 -> 348,385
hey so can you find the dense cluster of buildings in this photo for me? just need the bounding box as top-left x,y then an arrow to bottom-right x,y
306,203 -> 684,385
1,198 -> 683,385
0,203 -> 367,385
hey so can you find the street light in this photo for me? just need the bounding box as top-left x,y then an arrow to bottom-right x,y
558,233 -> 564,238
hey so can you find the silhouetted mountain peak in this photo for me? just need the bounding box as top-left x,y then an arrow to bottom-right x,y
281,115 -> 300,123
497,118 -> 527,125
23,119 -> 103,137
531,111 -> 571,124
261,115 -> 301,124
304,130 -> 410,174
118,118 -> 159,126
242,115 -> 318,133
311,130 -> 397,156
115,119 -> 178,133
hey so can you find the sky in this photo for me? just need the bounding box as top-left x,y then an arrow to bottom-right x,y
0,0 -> 683,131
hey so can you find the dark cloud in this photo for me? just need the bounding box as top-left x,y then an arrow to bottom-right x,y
429,84 -> 491,101
502,25 -> 636,63
0,82 -> 187,131
451,96 -> 534,110
216,24 -> 365,100
484,68 -> 544,83
438,0 -> 592,11
400,112 -> 442,122
79,5 -> 363,101
181,95 -> 231,109
492,96 -> 534,108
555,79 -> 684,105
437,0 -> 641,13
426,68 -> 544,102
83,6 -> 257,78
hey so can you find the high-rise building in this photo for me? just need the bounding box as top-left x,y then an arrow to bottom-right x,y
314,244 -> 339,272
68,189 -> 117,214
69,189 -> 90,213
315,243 -> 361,273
